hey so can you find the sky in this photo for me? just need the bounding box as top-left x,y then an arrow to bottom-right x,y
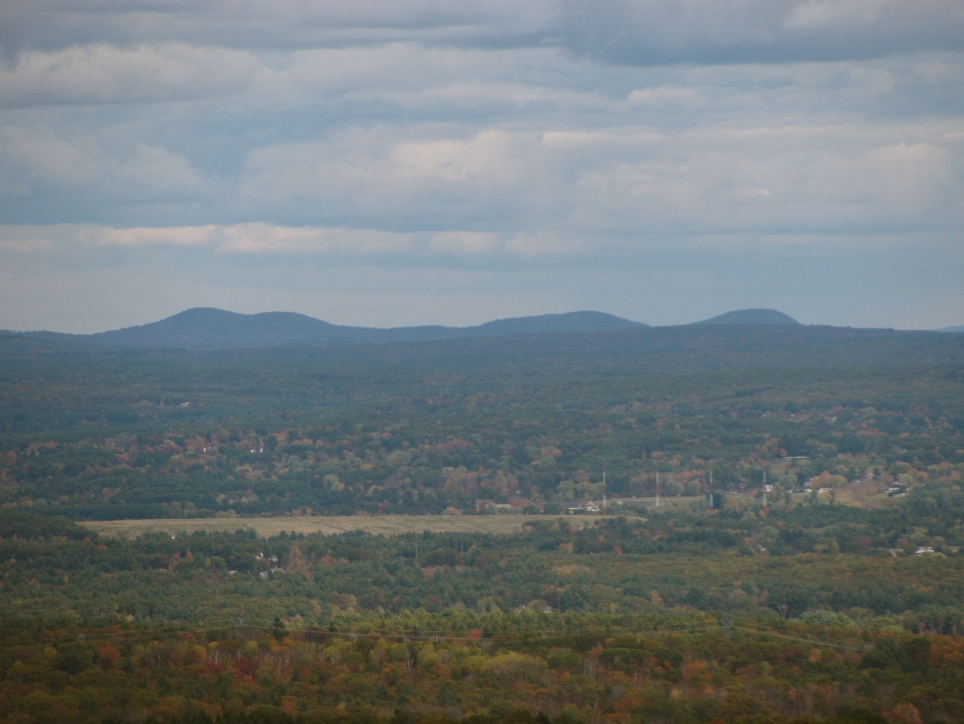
0,0 -> 962,333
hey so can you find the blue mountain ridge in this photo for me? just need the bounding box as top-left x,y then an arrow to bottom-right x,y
694,308 -> 799,326
16,306 -> 807,350
29,308 -> 647,350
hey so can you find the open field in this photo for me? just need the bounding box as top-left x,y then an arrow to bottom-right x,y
82,514 -> 615,539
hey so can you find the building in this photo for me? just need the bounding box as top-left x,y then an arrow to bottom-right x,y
565,500 -> 600,513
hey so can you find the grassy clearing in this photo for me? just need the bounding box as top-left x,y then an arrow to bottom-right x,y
83,514 -> 625,539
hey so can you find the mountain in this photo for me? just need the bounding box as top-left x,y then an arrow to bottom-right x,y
695,308 -> 799,326
938,326 -> 964,333
30,308 -> 647,350
468,311 -> 646,336
7,322 -> 964,378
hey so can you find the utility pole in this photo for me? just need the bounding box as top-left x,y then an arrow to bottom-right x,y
602,461 -> 607,512
655,469 -> 660,508
234,607 -> 245,642
708,465 -> 714,508
763,445 -> 771,507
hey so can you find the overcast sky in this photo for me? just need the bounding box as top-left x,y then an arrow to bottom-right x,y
1,0 -> 962,333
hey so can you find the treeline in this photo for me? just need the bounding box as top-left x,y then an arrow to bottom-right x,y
1,481 -> 964,723
153,710 -> 909,724
1,481 -> 963,626
0,609 -> 962,724
144,709 -> 901,724
1,356 -> 961,517
0,511 -> 89,540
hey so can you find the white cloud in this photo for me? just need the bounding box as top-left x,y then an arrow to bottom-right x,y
0,126 -> 102,187
0,43 -> 260,108
807,142 -> 957,219
626,87 -> 707,108
119,143 -> 211,194
233,121 -> 964,238
540,130 -> 666,150
0,127 -> 210,199
245,42 -> 611,113
237,128 -> 542,229
0,238 -> 53,253
366,82 -> 615,116
731,187 -> 772,200
82,226 -> 218,247
70,224 -> 415,255
429,231 -> 502,254
281,44 -> 504,97
505,231 -> 584,257
216,224 -> 414,254
390,130 -> 527,184
915,58 -> 960,84
563,127 -> 964,233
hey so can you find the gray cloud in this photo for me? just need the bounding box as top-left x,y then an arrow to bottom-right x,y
0,125 -> 213,203
3,0 -> 963,65
0,0 -> 554,57
230,120 -> 964,236
0,1 -> 962,332
558,0 -> 964,65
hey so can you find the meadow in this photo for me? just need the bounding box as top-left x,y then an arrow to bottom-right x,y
84,514 -> 572,539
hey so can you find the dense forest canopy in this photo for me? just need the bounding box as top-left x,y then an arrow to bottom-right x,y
0,324 -> 963,724
1,326 -> 962,519
2,498 -> 964,724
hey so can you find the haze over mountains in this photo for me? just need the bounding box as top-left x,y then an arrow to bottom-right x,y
30,308 -> 649,350
3,309 -> 964,389
13,307 -> 808,350
5,308 -> 962,357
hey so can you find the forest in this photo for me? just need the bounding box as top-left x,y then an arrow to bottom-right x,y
1,328 -> 962,519
2,492 -> 964,724
0,326 -> 963,723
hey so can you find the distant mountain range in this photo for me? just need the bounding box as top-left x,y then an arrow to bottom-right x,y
695,309 -> 799,326
939,326 -> 964,333
26,308 -> 648,350
15,307 -> 799,350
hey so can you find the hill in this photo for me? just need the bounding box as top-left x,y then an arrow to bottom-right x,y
1,321 -> 963,521
5,322 -> 964,373
28,308 -> 646,350
695,308 -> 799,325
939,326 -> 964,333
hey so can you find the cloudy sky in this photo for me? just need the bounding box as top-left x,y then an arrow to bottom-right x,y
1,0 -> 962,333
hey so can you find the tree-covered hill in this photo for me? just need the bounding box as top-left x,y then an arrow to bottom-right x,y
1,323 -> 962,519
695,308 -> 799,325
22,308 -> 647,350
1,322 -> 963,724
1,488 -> 964,724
